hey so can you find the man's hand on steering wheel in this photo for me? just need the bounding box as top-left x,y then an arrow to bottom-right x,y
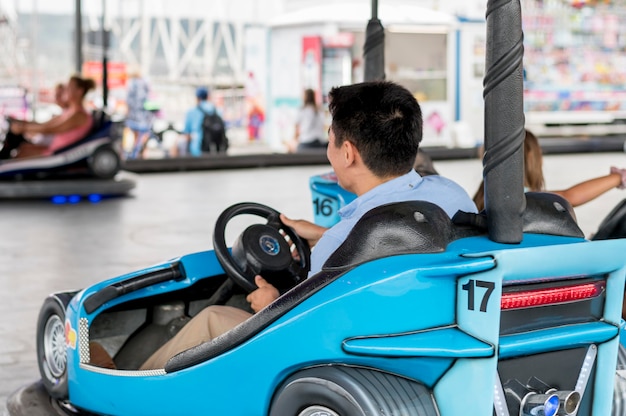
213,203 -> 312,294
246,275 -> 280,313
279,214 -> 328,248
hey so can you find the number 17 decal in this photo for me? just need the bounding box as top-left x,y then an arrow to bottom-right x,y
462,279 -> 495,312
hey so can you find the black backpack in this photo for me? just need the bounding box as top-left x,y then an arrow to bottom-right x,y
200,106 -> 228,153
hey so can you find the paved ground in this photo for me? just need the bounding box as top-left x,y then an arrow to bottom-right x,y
1,151 -> 625,414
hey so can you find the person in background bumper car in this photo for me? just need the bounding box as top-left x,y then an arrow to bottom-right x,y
472,129 -> 626,211
0,75 -> 95,160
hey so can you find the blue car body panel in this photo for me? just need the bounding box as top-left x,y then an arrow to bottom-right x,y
55,230 -> 626,415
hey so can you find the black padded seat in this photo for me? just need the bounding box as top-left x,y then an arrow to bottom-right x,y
89,109 -> 109,133
323,201 -> 459,271
592,198 -> 626,240
521,192 -> 583,238
323,193 -> 583,272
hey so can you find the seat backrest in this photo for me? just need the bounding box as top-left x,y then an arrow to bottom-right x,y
322,200 -> 463,271
323,194 -> 583,272
522,192 -> 584,238
592,198 -> 626,240
89,109 -> 110,134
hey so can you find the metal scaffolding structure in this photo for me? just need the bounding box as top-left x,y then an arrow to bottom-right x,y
112,17 -> 245,86
82,0 -> 272,88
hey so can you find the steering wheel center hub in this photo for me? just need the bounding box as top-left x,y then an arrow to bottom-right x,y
259,235 -> 281,256
233,225 -> 293,273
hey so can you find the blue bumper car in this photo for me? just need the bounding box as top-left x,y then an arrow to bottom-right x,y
6,196 -> 626,416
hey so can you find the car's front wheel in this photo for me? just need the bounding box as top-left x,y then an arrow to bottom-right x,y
88,145 -> 120,179
270,366 -> 438,416
36,293 -> 76,400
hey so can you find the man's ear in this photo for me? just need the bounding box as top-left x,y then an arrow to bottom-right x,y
343,140 -> 357,167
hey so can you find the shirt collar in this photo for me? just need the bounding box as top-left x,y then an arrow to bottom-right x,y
338,170 -> 422,219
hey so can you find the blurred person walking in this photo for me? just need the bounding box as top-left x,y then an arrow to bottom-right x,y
247,101 -> 264,142
125,71 -> 153,159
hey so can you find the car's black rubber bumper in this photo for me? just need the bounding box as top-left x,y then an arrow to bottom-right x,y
6,380 -> 87,416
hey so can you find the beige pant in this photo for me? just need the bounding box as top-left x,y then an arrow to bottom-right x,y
140,305 -> 252,370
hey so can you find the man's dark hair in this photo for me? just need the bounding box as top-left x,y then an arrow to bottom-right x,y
328,81 -> 422,177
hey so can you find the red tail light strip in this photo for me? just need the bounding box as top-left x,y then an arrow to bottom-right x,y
501,281 -> 605,310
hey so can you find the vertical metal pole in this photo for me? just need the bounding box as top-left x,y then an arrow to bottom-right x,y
363,0 -> 385,81
140,0 -> 151,77
102,0 -> 108,108
483,0 -> 525,243
31,0 -> 38,119
75,0 -> 83,74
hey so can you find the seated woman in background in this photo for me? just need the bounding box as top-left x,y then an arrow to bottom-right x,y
0,75 -> 96,160
473,129 -> 626,211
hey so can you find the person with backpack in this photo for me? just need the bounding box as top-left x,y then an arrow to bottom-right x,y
180,87 -> 226,156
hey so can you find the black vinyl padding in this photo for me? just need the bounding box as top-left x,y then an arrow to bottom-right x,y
522,192 -> 584,238
323,201 -> 459,271
592,198 -> 626,240
324,194 -> 582,271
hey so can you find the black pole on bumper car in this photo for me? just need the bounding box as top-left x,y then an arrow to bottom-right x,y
363,0 -> 385,82
483,0 -> 525,243
75,0 -> 83,73
101,0 -> 109,108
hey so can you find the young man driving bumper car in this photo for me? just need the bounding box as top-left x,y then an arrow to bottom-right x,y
137,80 -> 477,370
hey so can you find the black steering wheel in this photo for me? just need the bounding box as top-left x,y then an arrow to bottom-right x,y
213,202 -> 311,293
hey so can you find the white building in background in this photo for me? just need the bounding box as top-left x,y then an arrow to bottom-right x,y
265,2 -> 468,149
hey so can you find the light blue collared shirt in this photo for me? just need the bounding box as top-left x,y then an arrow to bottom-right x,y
309,170 -> 478,275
